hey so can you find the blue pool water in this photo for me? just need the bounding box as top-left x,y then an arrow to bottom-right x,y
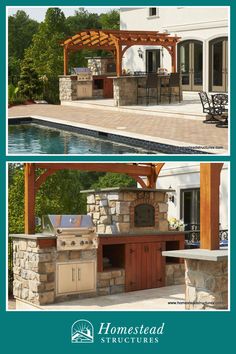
8,123 -> 155,155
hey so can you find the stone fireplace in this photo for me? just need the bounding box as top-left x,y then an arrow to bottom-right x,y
83,187 -> 169,234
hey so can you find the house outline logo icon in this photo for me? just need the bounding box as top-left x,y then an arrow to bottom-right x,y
71,319 -> 94,344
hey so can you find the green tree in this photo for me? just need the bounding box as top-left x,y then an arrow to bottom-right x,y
24,8 -> 67,103
66,8 -> 101,34
92,172 -> 136,189
99,10 -> 120,30
8,10 -> 39,60
8,11 -> 39,81
17,57 -> 42,100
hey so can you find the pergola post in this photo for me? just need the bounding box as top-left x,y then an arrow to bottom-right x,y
24,163 -> 36,234
200,163 -> 223,250
116,43 -> 122,77
171,44 -> 177,73
63,46 -> 68,75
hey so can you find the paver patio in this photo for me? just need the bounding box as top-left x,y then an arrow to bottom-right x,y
12,285 -> 186,311
8,102 -> 228,153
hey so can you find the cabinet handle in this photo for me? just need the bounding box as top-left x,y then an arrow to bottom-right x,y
78,268 -> 81,281
72,268 -> 75,282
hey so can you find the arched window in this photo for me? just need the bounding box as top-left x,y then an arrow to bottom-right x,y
134,204 -> 155,227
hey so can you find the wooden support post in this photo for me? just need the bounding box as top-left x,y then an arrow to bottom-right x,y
24,163 -> 36,234
63,46 -> 68,75
116,43 -> 122,77
200,163 -> 223,250
171,44 -> 177,73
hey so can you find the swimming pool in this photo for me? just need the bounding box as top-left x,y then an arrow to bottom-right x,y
8,123 -> 156,155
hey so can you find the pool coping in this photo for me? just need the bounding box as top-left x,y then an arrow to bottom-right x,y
8,115 -> 227,155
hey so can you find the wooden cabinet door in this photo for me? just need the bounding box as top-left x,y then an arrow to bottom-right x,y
125,243 -> 142,292
148,242 -> 165,288
57,263 -> 77,294
77,261 -> 96,293
103,78 -> 113,98
125,242 -> 165,292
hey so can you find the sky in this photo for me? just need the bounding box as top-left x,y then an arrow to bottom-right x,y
7,7 -> 120,22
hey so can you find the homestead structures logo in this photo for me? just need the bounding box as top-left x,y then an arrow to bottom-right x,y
71,320 -> 165,344
98,322 -> 165,344
71,319 -> 94,344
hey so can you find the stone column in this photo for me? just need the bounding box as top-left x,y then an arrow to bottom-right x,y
59,75 -> 78,101
185,258 -> 228,310
12,236 -> 56,306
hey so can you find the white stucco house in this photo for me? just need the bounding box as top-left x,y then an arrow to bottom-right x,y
120,7 -> 229,92
155,162 -> 228,231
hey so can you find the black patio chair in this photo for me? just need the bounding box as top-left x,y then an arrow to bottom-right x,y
159,73 -> 181,104
137,73 -> 158,105
198,91 -> 223,124
212,94 -> 228,128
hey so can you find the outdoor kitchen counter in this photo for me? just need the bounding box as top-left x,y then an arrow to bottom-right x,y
98,231 -> 186,237
9,233 -> 56,239
111,74 -> 182,106
10,233 -> 57,249
97,232 -> 186,247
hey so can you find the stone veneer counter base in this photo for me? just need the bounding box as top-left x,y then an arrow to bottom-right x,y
163,249 -> 228,310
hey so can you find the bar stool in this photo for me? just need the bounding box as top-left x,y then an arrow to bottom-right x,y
137,73 -> 158,105
160,73 -> 181,103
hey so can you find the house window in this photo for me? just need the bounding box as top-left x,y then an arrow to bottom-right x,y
149,7 -> 159,17
134,204 -> 155,227
180,188 -> 200,227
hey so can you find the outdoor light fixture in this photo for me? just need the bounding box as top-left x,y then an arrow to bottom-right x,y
168,185 -> 175,203
138,48 -> 144,59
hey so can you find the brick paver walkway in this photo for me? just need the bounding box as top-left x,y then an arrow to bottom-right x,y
8,104 -> 228,151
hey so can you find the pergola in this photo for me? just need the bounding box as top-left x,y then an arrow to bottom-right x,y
62,29 -> 181,77
24,162 -> 223,250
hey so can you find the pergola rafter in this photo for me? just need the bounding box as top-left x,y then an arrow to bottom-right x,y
62,29 -> 181,76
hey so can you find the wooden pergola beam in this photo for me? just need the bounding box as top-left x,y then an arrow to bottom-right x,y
200,163 -> 223,250
62,29 -> 180,77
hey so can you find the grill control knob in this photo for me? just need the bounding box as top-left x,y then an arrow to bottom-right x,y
71,241 -> 76,246
89,240 -> 93,244
61,241 -> 66,246
80,241 -> 84,246
85,241 -> 89,245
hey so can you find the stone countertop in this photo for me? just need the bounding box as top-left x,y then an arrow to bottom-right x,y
81,187 -> 174,193
162,248 -> 228,261
98,231 -> 186,237
9,233 -> 56,240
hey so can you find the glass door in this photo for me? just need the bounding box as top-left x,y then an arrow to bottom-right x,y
178,40 -> 203,91
209,37 -> 228,92
146,49 -> 161,73
180,188 -> 200,226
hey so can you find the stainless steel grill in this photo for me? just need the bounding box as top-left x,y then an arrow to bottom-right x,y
42,215 -> 98,251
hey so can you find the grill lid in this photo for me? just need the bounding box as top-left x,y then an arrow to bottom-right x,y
42,215 -> 94,235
